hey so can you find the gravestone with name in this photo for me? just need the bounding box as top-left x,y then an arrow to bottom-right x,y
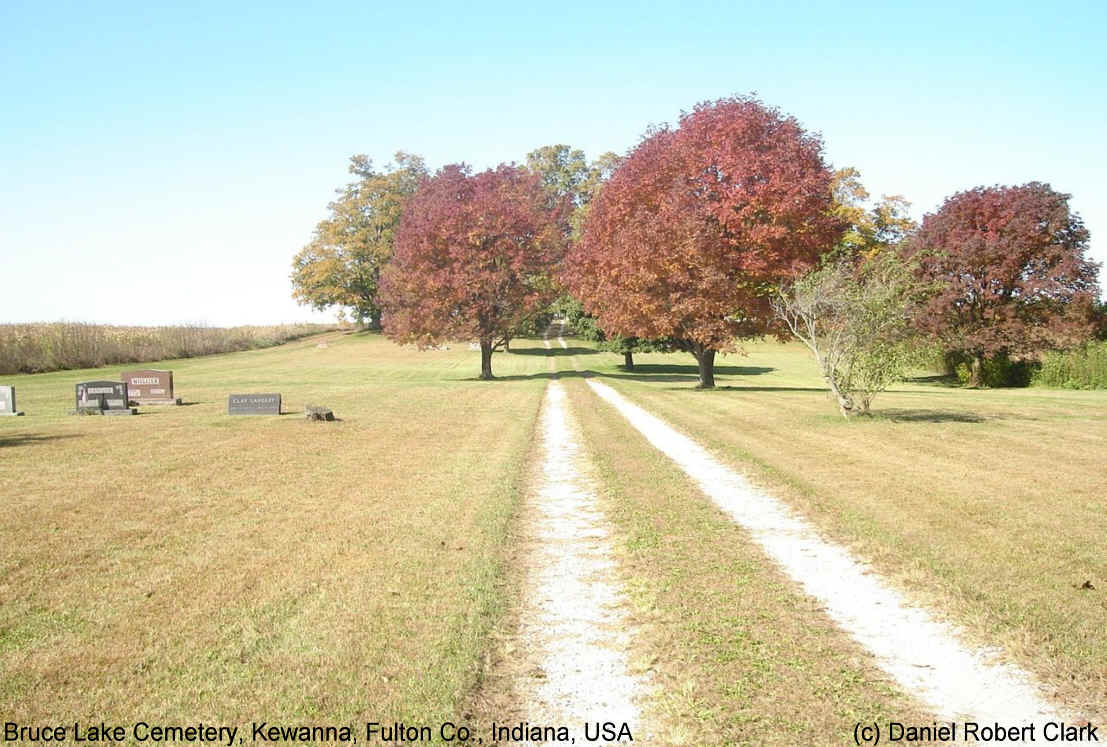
0,385 -> 24,416
75,381 -> 136,415
228,393 -> 281,415
122,369 -> 180,405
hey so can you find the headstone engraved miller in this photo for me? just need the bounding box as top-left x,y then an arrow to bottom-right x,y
75,381 -> 136,415
0,385 -> 24,416
227,393 -> 281,415
122,369 -> 180,405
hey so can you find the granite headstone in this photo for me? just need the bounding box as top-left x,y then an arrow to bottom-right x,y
228,393 -> 281,415
122,369 -> 179,405
75,381 -> 136,415
0,385 -> 23,416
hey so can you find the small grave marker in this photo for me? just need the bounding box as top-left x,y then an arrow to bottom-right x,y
0,385 -> 24,416
228,393 -> 281,415
75,381 -> 136,415
122,369 -> 180,405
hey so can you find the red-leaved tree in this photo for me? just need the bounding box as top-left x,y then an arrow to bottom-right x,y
379,163 -> 568,379
566,96 -> 844,387
906,182 -> 1100,386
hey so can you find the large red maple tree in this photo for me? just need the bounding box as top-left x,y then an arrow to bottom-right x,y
379,163 -> 568,379
907,182 -> 1100,386
566,96 -> 844,387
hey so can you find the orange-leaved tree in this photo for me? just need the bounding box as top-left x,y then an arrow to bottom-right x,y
379,163 -> 569,379
906,182 -> 1100,386
566,96 -> 844,387
291,153 -> 428,328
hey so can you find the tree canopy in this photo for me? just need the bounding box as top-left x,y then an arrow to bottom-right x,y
830,167 -> 917,258
905,182 -> 1100,386
290,152 -> 427,327
379,163 -> 569,379
567,95 -> 844,387
525,144 -> 621,238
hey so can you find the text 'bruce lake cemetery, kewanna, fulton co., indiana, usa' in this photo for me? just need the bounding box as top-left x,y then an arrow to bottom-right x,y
0,385 -> 23,416
227,393 -> 282,415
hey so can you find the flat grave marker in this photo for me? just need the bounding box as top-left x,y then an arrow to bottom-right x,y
228,393 -> 281,416
0,385 -> 23,416
122,369 -> 180,405
75,381 -> 136,415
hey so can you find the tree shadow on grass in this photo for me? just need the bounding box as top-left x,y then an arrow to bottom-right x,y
701,384 -> 829,392
601,363 -> 775,383
867,409 -> 987,423
457,370 -> 596,382
0,433 -> 83,448
508,346 -> 600,356
905,373 -> 962,388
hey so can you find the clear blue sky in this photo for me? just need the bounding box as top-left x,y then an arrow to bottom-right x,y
2,0 -> 1104,325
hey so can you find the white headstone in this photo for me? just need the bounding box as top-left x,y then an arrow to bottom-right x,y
0,385 -> 23,416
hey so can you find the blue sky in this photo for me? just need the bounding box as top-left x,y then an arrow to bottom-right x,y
2,0 -> 1105,325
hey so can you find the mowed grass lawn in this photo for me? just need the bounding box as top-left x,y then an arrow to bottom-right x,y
572,339 -> 1107,722
562,376 -> 935,745
0,331 -> 552,724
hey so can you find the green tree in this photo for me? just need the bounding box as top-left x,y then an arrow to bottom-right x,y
527,144 -> 668,366
553,296 -> 671,370
772,253 -> 929,417
525,144 -> 621,238
525,145 -> 635,355
291,152 -> 428,328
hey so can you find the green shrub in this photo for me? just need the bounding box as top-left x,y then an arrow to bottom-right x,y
946,351 -> 1036,387
1031,342 -> 1107,389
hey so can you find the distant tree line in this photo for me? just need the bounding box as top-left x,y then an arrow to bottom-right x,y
291,95 -> 1102,407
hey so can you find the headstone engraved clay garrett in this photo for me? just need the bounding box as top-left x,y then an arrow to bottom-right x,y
122,369 -> 180,405
0,385 -> 24,416
227,393 -> 281,415
75,381 -> 136,415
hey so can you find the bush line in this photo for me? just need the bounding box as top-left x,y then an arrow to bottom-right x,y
1031,341 -> 1107,390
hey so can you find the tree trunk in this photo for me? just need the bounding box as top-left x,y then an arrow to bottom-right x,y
623,351 -> 635,370
825,371 -> 855,418
479,338 -> 494,380
503,335 -> 510,352
366,315 -> 382,332
692,347 -> 716,389
969,353 -> 983,388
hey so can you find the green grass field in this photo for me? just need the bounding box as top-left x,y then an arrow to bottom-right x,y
1,331 -> 1103,740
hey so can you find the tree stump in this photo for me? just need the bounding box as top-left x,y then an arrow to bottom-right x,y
305,405 -> 335,421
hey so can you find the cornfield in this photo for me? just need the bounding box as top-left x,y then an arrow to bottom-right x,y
0,322 -> 339,375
